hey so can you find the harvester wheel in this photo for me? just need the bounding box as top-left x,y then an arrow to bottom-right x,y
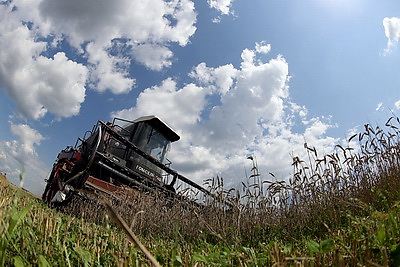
42,169 -> 57,204
42,128 -> 102,206
42,163 -> 75,206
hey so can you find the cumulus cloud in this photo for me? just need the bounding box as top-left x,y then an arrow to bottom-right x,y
112,78 -> 207,131
383,17 -> 400,54
0,0 -> 197,119
0,10 -> 88,119
131,43 -> 174,71
86,42 -> 134,94
0,123 -> 48,195
7,124 -> 45,161
196,50 -> 289,152
207,0 -> 234,15
111,43 -> 340,185
36,0 -> 196,81
190,63 -> 238,94
35,0 -> 197,46
255,41 -> 271,54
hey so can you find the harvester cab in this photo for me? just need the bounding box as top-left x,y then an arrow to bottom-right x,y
42,116 -> 217,207
88,116 -> 179,184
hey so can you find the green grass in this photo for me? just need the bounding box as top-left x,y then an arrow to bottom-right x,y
0,175 -> 270,266
1,183 -> 400,266
1,116 -> 400,266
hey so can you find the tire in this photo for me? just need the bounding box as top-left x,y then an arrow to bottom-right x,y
42,163 -> 75,206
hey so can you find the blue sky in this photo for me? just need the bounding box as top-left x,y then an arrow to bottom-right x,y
1,0 -> 399,196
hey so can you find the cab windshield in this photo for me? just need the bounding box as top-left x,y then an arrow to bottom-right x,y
131,122 -> 170,163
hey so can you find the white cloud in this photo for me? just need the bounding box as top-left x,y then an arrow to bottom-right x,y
8,124 -> 45,160
111,43 -> 341,186
304,117 -> 336,142
35,0 -> 197,86
190,63 -> 238,94
112,78 -> 207,132
0,9 -> 88,120
197,52 -> 289,152
0,0 -> 197,118
86,42 -> 134,94
255,41 -> 271,54
207,0 -> 234,15
35,0 -> 196,47
131,43 -> 174,71
383,17 -> 400,54
0,123 -> 48,195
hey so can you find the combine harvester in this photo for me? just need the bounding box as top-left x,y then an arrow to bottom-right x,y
42,116 -> 221,208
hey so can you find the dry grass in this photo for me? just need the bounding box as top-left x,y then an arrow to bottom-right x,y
209,116 -> 400,243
